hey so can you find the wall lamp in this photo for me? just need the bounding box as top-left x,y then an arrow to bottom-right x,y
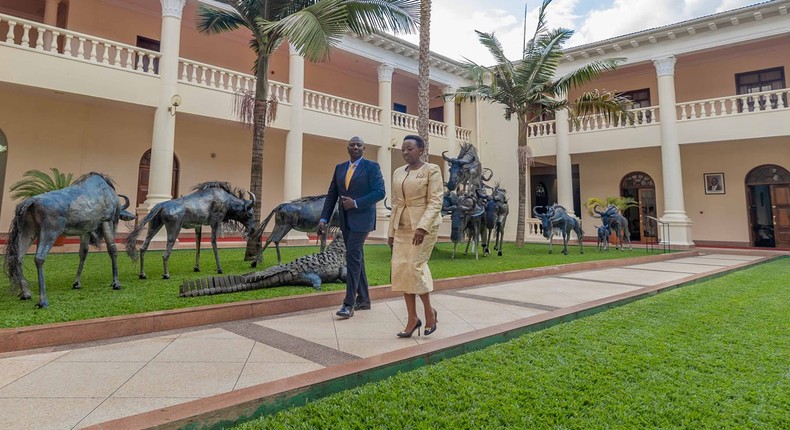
168,94 -> 182,116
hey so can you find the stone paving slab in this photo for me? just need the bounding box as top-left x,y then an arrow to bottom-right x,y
0,250 -> 780,430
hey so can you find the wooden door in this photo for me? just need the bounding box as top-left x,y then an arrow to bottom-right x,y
771,184 -> 790,248
136,150 -> 179,206
639,188 -> 657,239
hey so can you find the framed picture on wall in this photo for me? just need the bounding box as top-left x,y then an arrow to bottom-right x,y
704,173 -> 725,195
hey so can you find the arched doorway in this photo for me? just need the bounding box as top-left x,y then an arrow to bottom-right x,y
136,150 -> 179,206
745,164 -> 790,248
620,172 -> 656,241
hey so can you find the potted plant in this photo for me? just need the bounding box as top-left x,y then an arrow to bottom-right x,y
584,196 -> 638,216
9,168 -> 74,245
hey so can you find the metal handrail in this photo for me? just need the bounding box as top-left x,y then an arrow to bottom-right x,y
645,216 -> 670,253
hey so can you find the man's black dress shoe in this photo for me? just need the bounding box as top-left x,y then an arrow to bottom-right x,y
336,305 -> 354,319
353,302 -> 371,310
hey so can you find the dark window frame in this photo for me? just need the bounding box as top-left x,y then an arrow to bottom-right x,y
619,88 -> 652,124
735,67 -> 786,112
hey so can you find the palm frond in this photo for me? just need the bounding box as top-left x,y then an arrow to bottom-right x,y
9,168 -> 74,200
554,58 -> 625,93
196,4 -> 247,34
343,0 -> 419,35
524,0 -> 553,55
475,31 -> 514,78
567,90 -> 634,126
260,0 -> 348,62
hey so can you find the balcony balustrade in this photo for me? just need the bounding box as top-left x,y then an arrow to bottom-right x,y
178,59 -> 291,104
304,90 -> 380,123
1,13 -> 159,74
677,88 -> 790,120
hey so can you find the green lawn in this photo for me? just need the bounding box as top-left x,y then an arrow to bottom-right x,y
234,258 -> 789,430
0,241 -> 642,328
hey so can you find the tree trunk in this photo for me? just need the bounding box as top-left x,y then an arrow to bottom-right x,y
244,54 -> 270,261
416,0 -> 431,161
515,117 -> 529,247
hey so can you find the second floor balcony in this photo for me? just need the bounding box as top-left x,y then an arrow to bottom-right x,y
2,10 -> 788,157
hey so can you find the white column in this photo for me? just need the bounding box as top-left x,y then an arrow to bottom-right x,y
283,43 -> 307,242
377,64 -> 395,220
443,85 -> 457,178
653,56 -> 694,247
144,0 -> 186,208
555,108 -> 575,216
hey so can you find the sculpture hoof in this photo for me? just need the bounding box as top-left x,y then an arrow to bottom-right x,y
251,261 -> 258,268
498,251 -> 502,256
139,274 -> 147,280
72,282 -> 81,289
111,283 -> 122,290
194,267 -> 200,272
35,302 -> 48,309
19,293 -> 31,301
216,269 -> 224,274
162,274 -> 170,280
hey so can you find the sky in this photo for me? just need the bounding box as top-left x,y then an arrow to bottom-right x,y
394,0 -> 765,64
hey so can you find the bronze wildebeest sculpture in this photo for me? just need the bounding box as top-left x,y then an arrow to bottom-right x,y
126,181 -> 256,279
442,143 -> 493,192
593,204 -> 632,251
487,184 -> 509,256
3,172 -> 135,308
248,194 -> 340,267
534,204 -> 584,255
446,191 -> 485,259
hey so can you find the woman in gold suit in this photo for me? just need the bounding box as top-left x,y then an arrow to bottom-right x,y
388,135 -> 444,338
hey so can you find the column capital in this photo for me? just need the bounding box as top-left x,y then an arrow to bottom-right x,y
443,85 -> 456,95
377,64 -> 394,82
652,56 -> 677,77
161,0 -> 187,19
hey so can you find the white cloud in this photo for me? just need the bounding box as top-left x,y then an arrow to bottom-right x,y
567,0 -> 760,47
394,0 -> 763,64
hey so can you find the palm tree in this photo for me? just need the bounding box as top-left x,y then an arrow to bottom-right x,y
416,0 -> 431,158
197,0 -> 419,258
451,0 -> 632,247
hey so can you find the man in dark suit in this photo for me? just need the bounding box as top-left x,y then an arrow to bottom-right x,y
319,136 -> 386,319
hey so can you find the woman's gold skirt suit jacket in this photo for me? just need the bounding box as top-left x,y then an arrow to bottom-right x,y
388,163 -> 444,294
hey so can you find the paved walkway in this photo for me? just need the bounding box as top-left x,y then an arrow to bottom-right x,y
0,252 -> 770,429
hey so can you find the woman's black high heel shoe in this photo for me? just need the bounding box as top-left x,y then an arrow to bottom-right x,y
424,309 -> 438,336
397,319 -> 422,338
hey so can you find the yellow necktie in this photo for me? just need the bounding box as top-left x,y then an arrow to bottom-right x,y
345,163 -> 355,189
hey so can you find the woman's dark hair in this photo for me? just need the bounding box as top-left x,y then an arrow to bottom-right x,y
403,134 -> 425,149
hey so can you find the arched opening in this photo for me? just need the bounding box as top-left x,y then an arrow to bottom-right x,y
620,171 -> 656,241
136,150 -> 179,207
745,164 -> 790,248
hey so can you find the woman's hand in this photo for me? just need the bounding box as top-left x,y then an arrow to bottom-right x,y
412,228 -> 428,246
388,237 -> 394,249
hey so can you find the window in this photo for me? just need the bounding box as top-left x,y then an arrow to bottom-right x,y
620,89 -> 650,108
429,106 -> 444,122
736,67 -> 786,112
620,88 -> 651,124
393,103 -> 407,113
135,36 -> 160,73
